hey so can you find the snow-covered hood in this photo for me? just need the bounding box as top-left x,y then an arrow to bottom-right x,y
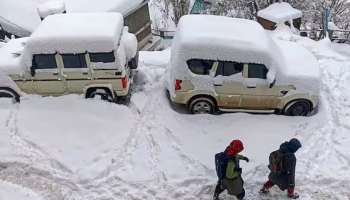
275,40 -> 320,94
0,38 -> 27,75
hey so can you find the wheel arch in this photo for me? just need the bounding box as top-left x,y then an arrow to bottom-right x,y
187,94 -> 218,108
283,98 -> 313,113
84,84 -> 115,99
0,87 -> 21,102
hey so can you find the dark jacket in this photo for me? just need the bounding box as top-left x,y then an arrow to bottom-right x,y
268,139 -> 301,190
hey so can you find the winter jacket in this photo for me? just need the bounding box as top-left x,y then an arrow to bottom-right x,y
268,139 -> 301,190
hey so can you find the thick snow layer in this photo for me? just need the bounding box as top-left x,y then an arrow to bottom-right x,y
0,181 -> 43,200
37,0 -> 66,19
171,15 -> 280,83
24,13 -> 124,66
0,38 -> 27,74
0,0 -> 41,37
26,13 -> 123,55
64,0 -> 144,15
121,28 -> 138,61
274,40 -> 320,94
257,2 -> 302,23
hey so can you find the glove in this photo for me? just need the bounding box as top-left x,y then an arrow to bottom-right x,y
242,156 -> 249,162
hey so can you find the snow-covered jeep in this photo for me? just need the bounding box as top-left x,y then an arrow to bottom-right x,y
0,13 -> 138,103
168,15 -> 320,116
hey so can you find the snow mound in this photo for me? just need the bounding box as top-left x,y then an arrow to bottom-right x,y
64,0 -> 144,15
257,2 -> 302,23
37,0 -> 66,19
0,181 -> 43,200
0,0 -> 41,36
0,38 -> 27,74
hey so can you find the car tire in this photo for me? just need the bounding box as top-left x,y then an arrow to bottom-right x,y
189,97 -> 215,114
284,100 -> 311,116
0,88 -> 20,103
86,88 -> 113,102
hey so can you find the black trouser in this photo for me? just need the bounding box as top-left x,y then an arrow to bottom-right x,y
213,180 -> 245,200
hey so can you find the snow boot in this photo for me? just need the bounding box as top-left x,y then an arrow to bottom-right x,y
287,187 -> 299,199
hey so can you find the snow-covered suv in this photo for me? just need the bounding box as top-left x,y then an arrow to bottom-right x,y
0,13 -> 138,103
168,15 -> 320,116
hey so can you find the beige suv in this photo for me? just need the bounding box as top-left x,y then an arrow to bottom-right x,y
168,15 -> 320,116
0,13 -> 138,103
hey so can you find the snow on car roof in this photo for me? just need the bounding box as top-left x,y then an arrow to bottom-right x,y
64,0 -> 144,15
25,13 -> 124,56
37,0 -> 66,19
0,0 -> 41,37
172,15 -> 280,71
257,2 -> 302,23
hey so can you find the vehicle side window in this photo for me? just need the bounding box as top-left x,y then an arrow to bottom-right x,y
187,59 -> 214,75
216,61 -> 243,76
32,54 -> 57,69
248,63 -> 268,79
89,52 -> 115,63
62,54 -> 87,68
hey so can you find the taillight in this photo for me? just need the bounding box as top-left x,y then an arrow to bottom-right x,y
121,76 -> 128,89
175,79 -> 182,91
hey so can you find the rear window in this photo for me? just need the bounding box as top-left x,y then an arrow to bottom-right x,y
32,54 -> 57,69
186,59 -> 214,75
89,52 -> 115,63
248,64 -> 268,79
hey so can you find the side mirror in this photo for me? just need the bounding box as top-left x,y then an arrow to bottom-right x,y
267,69 -> 276,88
30,67 -> 36,76
269,79 -> 276,88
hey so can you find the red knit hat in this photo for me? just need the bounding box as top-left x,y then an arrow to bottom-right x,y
227,140 -> 244,156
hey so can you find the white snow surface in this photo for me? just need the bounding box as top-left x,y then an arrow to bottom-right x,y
25,13 -> 123,55
0,181 -> 43,200
1,23 -> 350,200
0,38 -> 27,74
37,0 -> 66,19
257,2 -> 302,23
64,0 -> 144,15
0,0 -> 41,36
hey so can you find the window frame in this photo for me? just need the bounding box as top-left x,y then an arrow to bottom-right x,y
215,61 -> 244,77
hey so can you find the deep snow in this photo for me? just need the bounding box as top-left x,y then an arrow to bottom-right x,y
0,31 -> 350,200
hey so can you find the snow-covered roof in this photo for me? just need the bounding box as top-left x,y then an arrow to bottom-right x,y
25,13 -> 124,57
0,0 -> 41,37
257,2 -> 302,23
37,0 -> 66,19
64,0 -> 145,15
171,15 -> 280,73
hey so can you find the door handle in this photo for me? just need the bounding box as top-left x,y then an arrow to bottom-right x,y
247,86 -> 256,88
82,72 -> 89,75
214,84 -> 223,86
52,72 -> 59,75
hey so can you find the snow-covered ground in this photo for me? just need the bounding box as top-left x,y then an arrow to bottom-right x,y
0,32 -> 350,200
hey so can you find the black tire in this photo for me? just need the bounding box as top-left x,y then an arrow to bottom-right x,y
284,100 -> 311,116
86,88 -> 113,102
128,52 -> 139,70
188,97 -> 215,114
0,88 -> 20,103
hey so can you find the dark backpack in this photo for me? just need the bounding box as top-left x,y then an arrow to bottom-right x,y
215,152 -> 228,179
269,150 -> 285,174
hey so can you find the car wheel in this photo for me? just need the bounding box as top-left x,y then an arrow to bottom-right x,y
86,88 -> 113,102
284,100 -> 311,116
0,88 -> 20,103
189,97 -> 215,114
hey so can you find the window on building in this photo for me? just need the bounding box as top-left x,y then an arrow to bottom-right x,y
186,59 -> 214,75
89,52 -> 115,63
216,61 -> 243,76
62,54 -> 87,68
32,54 -> 57,69
248,63 -> 268,79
